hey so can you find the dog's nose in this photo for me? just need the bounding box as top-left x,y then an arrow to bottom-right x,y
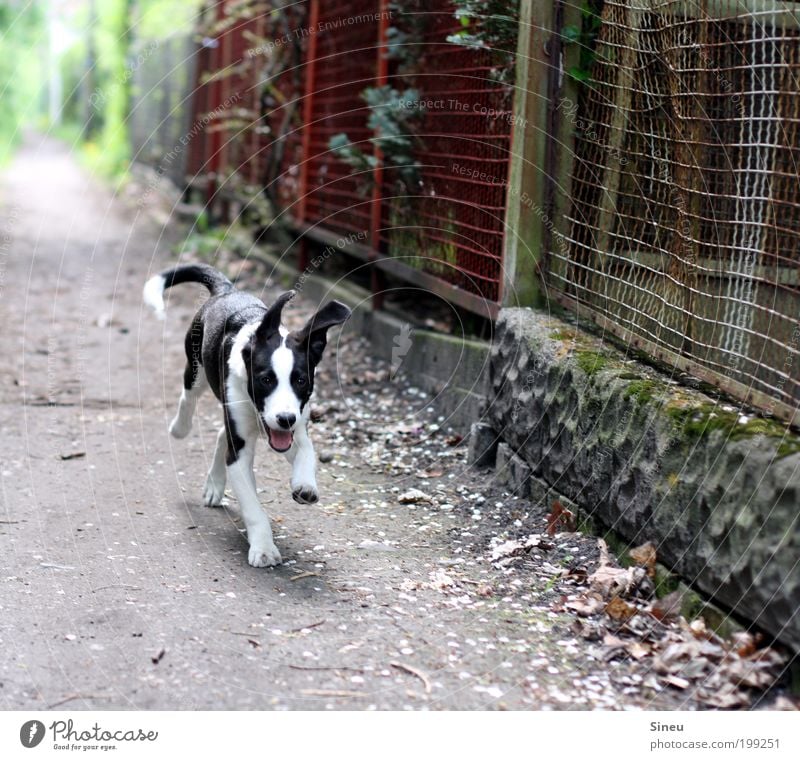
276,413 -> 296,430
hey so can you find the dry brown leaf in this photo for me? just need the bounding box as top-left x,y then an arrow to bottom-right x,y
589,563 -> 645,599
730,631 -> 761,658
546,500 -> 576,535
565,594 -> 604,617
649,590 -> 683,622
663,674 -> 690,690
629,541 -> 657,577
605,595 -> 638,622
626,641 -> 651,660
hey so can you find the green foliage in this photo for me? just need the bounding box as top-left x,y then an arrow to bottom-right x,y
51,0 -> 202,179
0,2 -> 46,165
329,85 -> 424,196
137,0 -> 202,41
446,0 -> 519,82
385,1 -> 429,72
564,1 -> 604,84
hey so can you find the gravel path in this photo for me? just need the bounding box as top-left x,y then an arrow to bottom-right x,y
0,136 -> 788,711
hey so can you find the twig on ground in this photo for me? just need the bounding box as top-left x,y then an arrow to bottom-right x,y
47,693 -> 109,709
390,661 -> 432,694
290,571 -> 320,581
289,664 -> 365,672
288,619 -> 326,633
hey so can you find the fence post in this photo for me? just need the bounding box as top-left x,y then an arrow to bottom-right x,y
501,0 -> 581,308
369,0 -> 391,310
297,0 -> 320,272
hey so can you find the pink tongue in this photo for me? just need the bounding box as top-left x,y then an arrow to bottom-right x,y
269,429 -> 293,450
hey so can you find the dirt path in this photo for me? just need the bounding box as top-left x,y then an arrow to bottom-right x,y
1,136 -> 784,711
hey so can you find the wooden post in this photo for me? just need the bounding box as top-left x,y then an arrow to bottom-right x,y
591,1 -> 646,274
369,0 -> 391,310
297,0 -> 320,273
501,0 -> 580,307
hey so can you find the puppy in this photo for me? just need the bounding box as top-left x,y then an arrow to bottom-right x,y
143,263 -> 350,567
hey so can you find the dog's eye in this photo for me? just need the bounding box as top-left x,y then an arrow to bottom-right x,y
295,376 -> 307,389
259,372 -> 276,387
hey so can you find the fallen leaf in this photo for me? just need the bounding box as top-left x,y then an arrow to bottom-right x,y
629,541 -> 657,577
588,562 -> 646,600
626,641 -> 651,660
490,539 -> 524,561
649,590 -> 683,622
730,631 -> 760,658
663,674 -> 690,690
546,500 -> 576,535
605,595 -> 637,622
565,594 -> 604,617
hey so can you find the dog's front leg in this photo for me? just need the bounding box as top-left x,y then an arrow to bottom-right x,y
227,437 -> 281,567
286,423 -> 318,504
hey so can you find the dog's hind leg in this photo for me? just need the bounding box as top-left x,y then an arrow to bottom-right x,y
169,319 -> 207,439
203,426 -> 227,507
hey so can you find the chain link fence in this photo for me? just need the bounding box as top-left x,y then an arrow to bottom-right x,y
546,0 -> 800,424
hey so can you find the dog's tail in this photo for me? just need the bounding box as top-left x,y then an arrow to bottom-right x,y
143,264 -> 234,320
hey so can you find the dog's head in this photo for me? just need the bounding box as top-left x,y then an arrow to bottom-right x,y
243,291 -> 351,452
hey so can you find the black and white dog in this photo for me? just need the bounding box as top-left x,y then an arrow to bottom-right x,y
143,263 -> 350,567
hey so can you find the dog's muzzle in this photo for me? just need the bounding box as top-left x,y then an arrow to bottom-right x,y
266,427 -> 293,452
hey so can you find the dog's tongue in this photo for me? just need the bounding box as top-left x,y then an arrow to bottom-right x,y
268,428 -> 293,452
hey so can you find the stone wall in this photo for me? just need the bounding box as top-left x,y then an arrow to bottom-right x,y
484,308 -> 800,652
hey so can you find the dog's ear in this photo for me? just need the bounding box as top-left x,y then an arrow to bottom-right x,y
256,290 -> 295,340
290,300 -> 351,366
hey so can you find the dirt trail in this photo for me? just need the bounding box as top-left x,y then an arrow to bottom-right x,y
2,135 -> 771,711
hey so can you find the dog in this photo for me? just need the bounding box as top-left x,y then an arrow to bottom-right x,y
143,263 -> 351,567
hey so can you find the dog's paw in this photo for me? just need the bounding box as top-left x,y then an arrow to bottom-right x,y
169,416 -> 191,439
292,483 -> 319,504
203,473 -> 225,507
248,541 -> 282,568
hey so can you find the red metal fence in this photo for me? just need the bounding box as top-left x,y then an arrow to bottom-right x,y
185,0 -> 516,317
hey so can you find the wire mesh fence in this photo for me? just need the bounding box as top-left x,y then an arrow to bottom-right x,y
129,33 -> 197,186
182,0 -> 515,315
546,0 -> 800,424
378,4 -> 515,304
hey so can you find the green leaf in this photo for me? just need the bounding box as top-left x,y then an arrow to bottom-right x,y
328,133 -> 351,151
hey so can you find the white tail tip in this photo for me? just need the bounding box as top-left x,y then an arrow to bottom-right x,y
143,274 -> 166,320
